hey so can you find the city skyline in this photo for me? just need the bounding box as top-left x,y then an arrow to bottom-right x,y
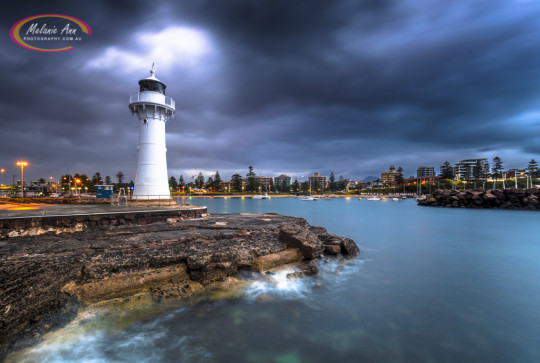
1,1 -> 540,182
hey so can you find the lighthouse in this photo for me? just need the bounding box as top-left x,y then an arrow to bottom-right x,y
129,65 -> 175,199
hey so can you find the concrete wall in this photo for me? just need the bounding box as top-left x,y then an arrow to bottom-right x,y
0,208 -> 207,237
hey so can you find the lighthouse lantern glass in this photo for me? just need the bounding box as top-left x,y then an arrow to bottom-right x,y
139,80 -> 166,95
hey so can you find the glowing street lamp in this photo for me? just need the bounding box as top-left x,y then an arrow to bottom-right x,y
75,179 -> 81,197
1,168 -> 4,186
16,161 -> 28,197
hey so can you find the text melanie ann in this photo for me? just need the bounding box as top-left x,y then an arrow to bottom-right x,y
26,23 -> 78,36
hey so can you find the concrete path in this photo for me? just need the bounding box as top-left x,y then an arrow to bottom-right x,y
0,202 -> 204,218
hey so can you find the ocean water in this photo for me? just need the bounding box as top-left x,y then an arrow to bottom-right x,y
8,197 -> 540,363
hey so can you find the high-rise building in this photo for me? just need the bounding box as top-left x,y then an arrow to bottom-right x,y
309,172 -> 327,191
254,176 -> 273,190
454,159 -> 490,180
417,166 -> 435,178
381,165 -> 399,185
274,174 -> 291,189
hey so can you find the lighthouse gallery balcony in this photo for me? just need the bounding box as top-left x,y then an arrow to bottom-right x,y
129,91 -> 175,110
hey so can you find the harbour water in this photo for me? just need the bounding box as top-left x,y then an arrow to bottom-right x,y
8,197 -> 540,362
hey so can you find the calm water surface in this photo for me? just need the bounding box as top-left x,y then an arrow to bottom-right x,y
8,197 -> 540,363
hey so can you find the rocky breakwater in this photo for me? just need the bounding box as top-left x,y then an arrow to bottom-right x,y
0,213 -> 359,359
417,188 -> 540,210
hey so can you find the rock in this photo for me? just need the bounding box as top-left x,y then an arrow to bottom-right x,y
186,253 -> 213,270
252,248 -> 304,272
279,223 -> 324,259
527,198 -> 539,207
286,262 -> 318,279
297,261 -> 319,276
324,244 -> 342,255
483,192 -> 496,201
418,188 -> 540,210
341,238 -> 360,257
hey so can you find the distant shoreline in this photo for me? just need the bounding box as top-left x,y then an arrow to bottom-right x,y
180,194 -> 414,198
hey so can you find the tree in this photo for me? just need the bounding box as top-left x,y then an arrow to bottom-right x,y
329,172 -> 336,191
231,173 -> 243,192
301,181 -> 310,193
395,167 -> 404,188
374,178 -> 382,194
292,178 -> 299,193
178,175 -> 185,191
213,171 -> 222,191
338,175 -> 346,191
195,172 -> 204,188
282,180 -> 289,193
492,157 -> 503,188
105,176 -> 112,185
440,161 -> 454,180
311,180 -> 320,193
92,172 -> 102,185
472,160 -> 485,188
246,166 -> 256,192
473,160 -> 482,180
60,174 -> 73,183
206,176 -> 214,191
527,159 -> 539,177
169,176 -> 177,190
473,160 -> 489,187
116,171 -> 125,184
38,177 -> 46,184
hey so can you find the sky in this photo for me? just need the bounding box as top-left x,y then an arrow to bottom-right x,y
1,0 -> 540,184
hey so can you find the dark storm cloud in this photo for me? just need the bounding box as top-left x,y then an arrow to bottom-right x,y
1,0 -> 540,183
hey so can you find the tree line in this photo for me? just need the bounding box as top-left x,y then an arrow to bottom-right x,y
439,157 -> 539,179
55,171 -> 133,194
50,157 -> 538,195
168,166 -> 358,194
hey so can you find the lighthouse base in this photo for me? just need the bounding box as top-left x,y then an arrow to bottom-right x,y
132,185 -> 170,200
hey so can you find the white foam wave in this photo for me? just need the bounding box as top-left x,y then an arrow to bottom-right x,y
243,267 -> 314,301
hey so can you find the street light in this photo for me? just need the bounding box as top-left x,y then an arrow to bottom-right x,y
16,161 -> 28,197
75,179 -> 81,197
0,168 -> 4,197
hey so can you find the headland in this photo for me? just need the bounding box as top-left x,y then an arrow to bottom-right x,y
0,203 -> 359,359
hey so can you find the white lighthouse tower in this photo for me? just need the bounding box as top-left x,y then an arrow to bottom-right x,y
129,65 -> 175,199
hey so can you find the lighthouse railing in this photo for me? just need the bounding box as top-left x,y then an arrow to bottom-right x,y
129,92 -> 175,109
110,194 -> 189,207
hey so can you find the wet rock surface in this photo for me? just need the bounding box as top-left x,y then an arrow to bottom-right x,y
0,213 -> 358,359
417,188 -> 540,210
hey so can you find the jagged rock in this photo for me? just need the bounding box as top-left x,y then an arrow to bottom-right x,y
418,188 -> 540,210
279,223 -> 324,259
286,261 -> 319,279
484,192 -> 496,201
324,244 -> 342,255
341,238 -> 360,257
252,248 -> 304,272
